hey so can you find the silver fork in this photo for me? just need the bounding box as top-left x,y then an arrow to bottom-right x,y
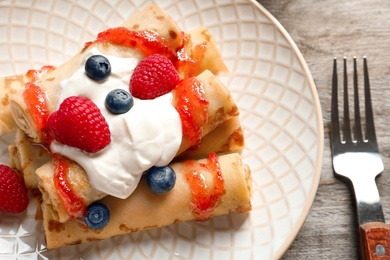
331,57 -> 390,260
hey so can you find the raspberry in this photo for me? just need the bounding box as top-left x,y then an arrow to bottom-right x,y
0,164 -> 29,214
130,54 -> 180,100
48,96 -> 111,153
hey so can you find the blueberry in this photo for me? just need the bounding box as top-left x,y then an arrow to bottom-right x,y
85,55 -> 111,81
84,202 -> 110,230
105,89 -> 134,114
146,166 -> 176,194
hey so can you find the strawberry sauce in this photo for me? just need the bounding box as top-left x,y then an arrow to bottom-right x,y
26,65 -> 55,82
185,152 -> 224,221
53,154 -> 86,219
22,82 -> 50,141
84,27 -> 206,77
84,28 -> 178,63
23,65 -> 55,142
173,77 -> 209,147
176,34 -> 206,78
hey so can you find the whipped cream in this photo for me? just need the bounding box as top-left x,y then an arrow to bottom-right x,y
51,48 -> 182,199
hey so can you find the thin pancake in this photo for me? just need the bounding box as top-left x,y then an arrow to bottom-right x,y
42,153 -> 252,249
0,74 -> 28,135
35,69 -> 238,223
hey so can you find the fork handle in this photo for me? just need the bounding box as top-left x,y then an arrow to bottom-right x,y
360,222 -> 390,259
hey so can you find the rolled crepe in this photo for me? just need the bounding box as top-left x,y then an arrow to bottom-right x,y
120,4 -> 183,51
3,5 -> 249,249
7,129 -> 51,189
41,153 -> 252,249
6,5 -> 239,224
36,158 -> 106,223
0,65 -> 56,137
0,74 -> 28,135
175,69 -> 238,154
187,26 -> 229,77
35,68 -> 238,223
177,116 -> 244,160
8,5 -> 228,143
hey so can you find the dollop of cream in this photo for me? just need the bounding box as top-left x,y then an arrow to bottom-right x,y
50,48 -> 182,199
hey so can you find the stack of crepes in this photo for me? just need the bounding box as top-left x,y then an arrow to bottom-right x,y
0,5 -> 252,249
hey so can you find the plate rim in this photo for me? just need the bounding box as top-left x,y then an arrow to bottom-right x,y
0,0 -> 324,259
249,0 -> 324,258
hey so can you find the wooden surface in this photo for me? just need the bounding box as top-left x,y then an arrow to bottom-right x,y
257,0 -> 390,259
360,222 -> 390,260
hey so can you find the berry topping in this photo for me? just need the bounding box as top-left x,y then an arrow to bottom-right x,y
0,165 -> 29,214
84,202 -> 110,230
84,28 -> 179,63
48,96 -> 111,153
26,65 -> 56,82
130,54 -> 179,100
85,55 -> 111,81
184,152 -> 224,221
174,78 -> 209,146
23,82 -> 51,142
146,166 -> 176,194
105,89 -> 134,114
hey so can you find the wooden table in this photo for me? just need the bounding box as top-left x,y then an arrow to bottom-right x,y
258,0 -> 390,259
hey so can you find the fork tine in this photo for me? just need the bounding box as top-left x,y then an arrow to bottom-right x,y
363,57 -> 377,142
343,57 -> 352,143
330,57 -> 387,258
353,57 -> 363,142
331,57 -> 341,145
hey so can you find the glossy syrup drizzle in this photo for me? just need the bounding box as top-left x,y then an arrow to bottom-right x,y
84,28 -> 178,62
53,154 -> 86,219
23,65 -> 55,142
22,82 -> 51,142
174,77 -> 209,147
185,152 -> 224,221
84,27 -> 206,78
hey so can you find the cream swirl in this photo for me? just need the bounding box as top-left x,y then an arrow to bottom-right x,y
50,48 -> 182,199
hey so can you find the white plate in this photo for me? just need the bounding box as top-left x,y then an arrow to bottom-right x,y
0,0 -> 323,259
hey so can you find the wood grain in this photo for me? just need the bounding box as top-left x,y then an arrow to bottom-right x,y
257,0 -> 390,259
360,222 -> 390,259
